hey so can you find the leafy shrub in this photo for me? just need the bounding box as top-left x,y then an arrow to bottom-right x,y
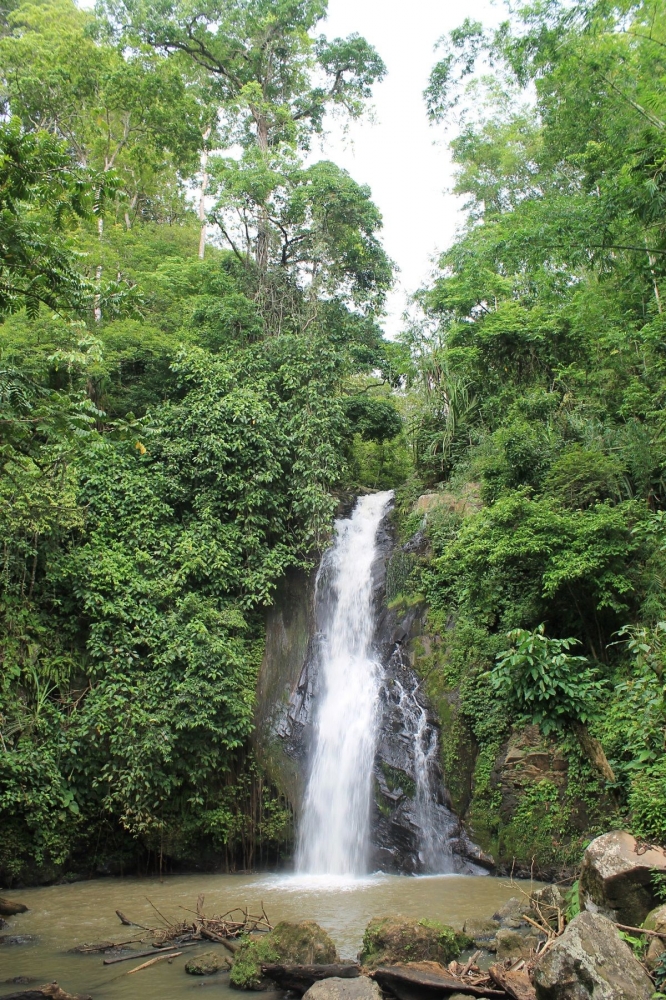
490,625 -> 604,734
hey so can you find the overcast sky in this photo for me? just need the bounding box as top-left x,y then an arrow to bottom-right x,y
314,0 -> 498,334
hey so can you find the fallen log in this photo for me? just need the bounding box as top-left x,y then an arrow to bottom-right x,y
488,965 -> 536,1000
0,985 -> 90,1000
262,963 -> 361,994
127,951 -> 181,974
201,928 -> 240,953
115,910 -> 150,930
0,898 -> 28,917
69,939 -> 142,954
103,943 -> 195,965
371,965 -> 505,999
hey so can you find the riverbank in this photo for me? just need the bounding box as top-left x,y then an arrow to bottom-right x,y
0,872 -> 536,999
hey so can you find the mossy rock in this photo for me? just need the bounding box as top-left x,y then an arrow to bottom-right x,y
359,917 -> 472,970
230,921 -> 338,990
185,951 -> 226,975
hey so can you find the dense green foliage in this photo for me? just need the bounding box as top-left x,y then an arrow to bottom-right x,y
0,0 -> 403,883
6,0 -> 666,885
387,0 -> 666,871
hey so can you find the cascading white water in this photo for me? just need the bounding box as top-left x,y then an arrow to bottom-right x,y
296,491 -> 394,875
393,677 -> 455,872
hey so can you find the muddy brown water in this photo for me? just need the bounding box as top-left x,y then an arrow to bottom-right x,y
0,872 -> 542,999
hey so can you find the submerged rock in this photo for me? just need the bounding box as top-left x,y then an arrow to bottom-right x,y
358,917 -> 472,970
579,830 -> 666,925
185,951 -> 226,975
533,910 -> 653,1000
230,921 -> 338,990
303,977 -> 381,1000
0,935 -> 37,945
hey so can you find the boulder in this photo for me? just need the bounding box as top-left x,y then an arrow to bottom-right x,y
462,917 -> 500,951
533,910 -> 653,1000
230,921 -> 338,990
579,830 -> 666,926
359,917 -> 472,970
303,977 -> 381,1000
642,903 -> 666,970
0,898 -> 28,917
185,951 -> 226,975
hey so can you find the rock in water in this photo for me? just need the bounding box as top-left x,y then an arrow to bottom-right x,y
0,898 -> 29,917
533,911 -> 653,1000
359,917 -> 472,969
185,951 -> 226,975
579,830 -> 666,925
231,921 -> 338,990
303,978 -> 381,1000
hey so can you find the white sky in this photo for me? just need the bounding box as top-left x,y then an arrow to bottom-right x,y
314,0 -> 499,335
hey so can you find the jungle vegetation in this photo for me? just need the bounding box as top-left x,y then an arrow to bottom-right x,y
3,0 -> 666,883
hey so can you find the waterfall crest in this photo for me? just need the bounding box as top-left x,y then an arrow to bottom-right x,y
296,491 -> 393,875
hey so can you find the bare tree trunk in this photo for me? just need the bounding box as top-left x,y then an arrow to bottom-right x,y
570,720 -> 616,782
255,117 -> 270,272
198,127 -> 211,259
94,215 -> 103,323
646,240 -> 663,314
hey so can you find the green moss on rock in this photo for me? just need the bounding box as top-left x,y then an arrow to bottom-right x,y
359,917 -> 472,969
230,921 -> 338,990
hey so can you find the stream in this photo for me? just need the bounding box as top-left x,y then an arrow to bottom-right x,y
0,872 -> 540,998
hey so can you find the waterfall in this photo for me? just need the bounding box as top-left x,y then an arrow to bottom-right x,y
393,677 -> 456,872
296,490 -> 394,875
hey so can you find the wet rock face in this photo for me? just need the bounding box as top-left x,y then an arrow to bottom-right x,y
254,501 -> 484,874
533,911 -> 653,1000
579,830 -> 666,926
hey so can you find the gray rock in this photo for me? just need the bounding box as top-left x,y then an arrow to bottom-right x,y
0,935 -> 37,945
495,928 -> 543,959
185,951 -> 226,975
493,897 -> 536,928
463,917 -> 500,951
303,977 -> 381,1000
533,910 -> 653,1000
579,830 -> 666,926
642,903 -> 666,970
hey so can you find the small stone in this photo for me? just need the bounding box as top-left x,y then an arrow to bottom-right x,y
303,977 -> 381,1000
495,928 -> 542,959
493,897 -> 536,928
185,952 -> 225,975
533,910 -> 653,1000
579,830 -> 666,926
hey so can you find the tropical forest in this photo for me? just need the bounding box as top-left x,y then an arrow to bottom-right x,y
3,0 -> 666,995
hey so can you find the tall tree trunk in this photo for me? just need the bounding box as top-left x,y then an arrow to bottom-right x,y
255,117 -> 270,272
198,127 -> 211,259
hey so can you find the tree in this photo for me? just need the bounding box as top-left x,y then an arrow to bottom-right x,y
99,0 -> 386,271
